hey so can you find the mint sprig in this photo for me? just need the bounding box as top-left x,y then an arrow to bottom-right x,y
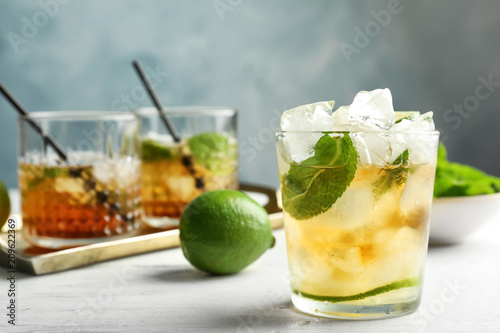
392,149 -> 410,186
373,149 -> 409,199
282,134 -> 358,220
434,143 -> 500,197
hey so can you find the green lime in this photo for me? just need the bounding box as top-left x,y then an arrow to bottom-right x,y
179,190 -> 275,275
0,179 -> 11,227
295,278 -> 419,303
140,139 -> 179,162
395,111 -> 420,123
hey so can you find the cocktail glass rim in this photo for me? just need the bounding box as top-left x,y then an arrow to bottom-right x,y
20,110 -> 137,121
276,130 -> 440,135
135,106 -> 237,117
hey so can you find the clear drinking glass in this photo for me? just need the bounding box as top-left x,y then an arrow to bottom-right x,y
136,107 -> 238,229
18,111 -> 141,249
276,130 -> 439,319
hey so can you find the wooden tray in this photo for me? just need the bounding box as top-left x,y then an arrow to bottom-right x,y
0,184 -> 283,275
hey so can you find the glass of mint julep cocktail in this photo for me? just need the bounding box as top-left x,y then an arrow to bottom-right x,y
19,111 -> 142,249
137,107 -> 238,229
276,89 -> 439,319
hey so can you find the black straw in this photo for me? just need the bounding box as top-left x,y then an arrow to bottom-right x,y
0,81 -> 68,162
132,60 -> 181,143
131,60 -> 205,190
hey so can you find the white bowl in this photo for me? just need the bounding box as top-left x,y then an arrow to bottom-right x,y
430,192 -> 500,244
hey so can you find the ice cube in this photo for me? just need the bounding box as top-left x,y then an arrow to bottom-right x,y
331,89 -> 396,164
276,134 -> 293,170
392,111 -> 435,132
398,164 -> 434,227
350,132 -> 396,166
352,112 -> 435,166
55,178 -> 85,194
362,247 -> 420,289
331,105 -> 350,126
115,160 -> 141,188
392,112 -> 436,164
167,175 -> 196,202
369,183 -> 401,229
416,111 -> 435,129
361,226 -> 422,287
329,246 -> 364,274
92,159 -> 140,189
373,227 -> 419,249
315,184 -> 375,229
280,101 -> 336,163
333,115 -> 392,165
348,89 -> 395,130
297,264 -> 336,293
349,133 -> 372,165
280,101 -> 335,131
405,137 -> 436,164
282,132 -> 324,163
92,160 -> 114,184
333,106 -> 388,165
387,133 -> 408,162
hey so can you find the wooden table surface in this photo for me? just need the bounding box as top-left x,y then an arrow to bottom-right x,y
1,190 -> 499,333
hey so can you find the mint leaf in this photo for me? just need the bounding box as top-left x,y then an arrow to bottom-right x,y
434,143 -> 500,197
141,139 -> 179,162
282,133 -> 358,220
392,149 -> 410,186
188,133 -> 236,174
373,149 -> 409,200
22,165 -> 90,191
43,167 -> 70,178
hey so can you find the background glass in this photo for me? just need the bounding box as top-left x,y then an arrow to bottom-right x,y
136,107 -> 238,229
276,130 -> 439,319
18,111 -> 141,249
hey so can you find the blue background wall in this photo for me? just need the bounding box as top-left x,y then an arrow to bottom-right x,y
1,0 -> 500,188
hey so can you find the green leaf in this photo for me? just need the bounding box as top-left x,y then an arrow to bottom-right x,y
434,143 -> 500,197
141,139 -> 179,162
282,133 -> 358,220
372,149 -> 409,200
23,165 -> 89,191
392,149 -> 410,186
43,167 -> 70,179
188,133 -> 237,174
434,162 -> 500,197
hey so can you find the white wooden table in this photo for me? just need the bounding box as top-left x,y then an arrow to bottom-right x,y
2,190 -> 499,332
